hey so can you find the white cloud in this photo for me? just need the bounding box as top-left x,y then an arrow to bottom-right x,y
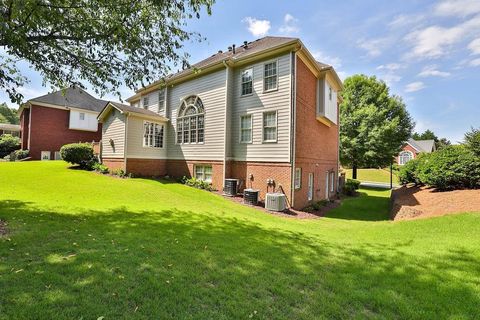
16,86 -> 45,99
405,81 -> 426,92
389,14 -> 425,28
418,65 -> 451,77
470,58 -> 480,66
377,63 -> 403,71
434,0 -> 480,17
468,38 -> 480,55
404,15 -> 480,59
279,13 -> 300,34
382,74 -> 402,85
243,17 -> 271,37
357,38 -> 389,57
312,51 -> 342,68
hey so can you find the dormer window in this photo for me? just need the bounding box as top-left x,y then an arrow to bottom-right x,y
143,96 -> 149,109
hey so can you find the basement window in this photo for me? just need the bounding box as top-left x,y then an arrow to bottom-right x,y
194,165 -> 212,183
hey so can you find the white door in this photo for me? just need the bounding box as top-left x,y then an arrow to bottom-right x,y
41,151 -> 51,161
308,173 -> 314,201
325,172 -> 329,199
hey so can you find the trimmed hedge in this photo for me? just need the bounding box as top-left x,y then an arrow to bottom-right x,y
399,145 -> 480,190
0,134 -> 20,158
8,149 -> 29,161
60,143 -> 95,168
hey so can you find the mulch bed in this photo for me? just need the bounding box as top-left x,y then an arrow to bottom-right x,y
217,192 -> 340,219
0,219 -> 7,236
391,185 -> 480,220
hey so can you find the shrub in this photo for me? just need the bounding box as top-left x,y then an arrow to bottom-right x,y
397,153 -> 429,185
0,134 -> 20,158
8,149 -> 29,162
60,143 -> 95,168
92,162 -> 109,174
464,127 -> 480,157
111,168 -> 127,178
343,179 -> 361,196
417,145 -> 480,190
181,176 -> 213,191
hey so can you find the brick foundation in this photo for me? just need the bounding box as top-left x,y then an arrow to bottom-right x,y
126,158 -> 167,177
229,161 -> 292,204
102,158 -> 125,171
167,159 -> 224,191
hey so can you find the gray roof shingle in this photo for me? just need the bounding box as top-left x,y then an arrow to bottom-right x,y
408,138 -> 435,152
102,102 -> 168,121
29,86 -> 109,113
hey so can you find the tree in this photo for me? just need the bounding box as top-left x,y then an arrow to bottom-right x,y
340,75 -> 414,179
0,103 -> 19,124
412,129 -> 451,149
464,127 -> 480,157
0,0 -> 214,104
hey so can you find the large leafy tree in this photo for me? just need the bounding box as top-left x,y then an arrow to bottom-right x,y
340,74 -> 414,179
0,102 -> 19,124
0,0 -> 214,103
412,129 -> 451,149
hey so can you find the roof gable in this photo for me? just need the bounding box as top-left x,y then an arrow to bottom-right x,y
29,87 -> 108,113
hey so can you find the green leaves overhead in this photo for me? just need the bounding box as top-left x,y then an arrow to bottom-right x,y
0,0 -> 214,103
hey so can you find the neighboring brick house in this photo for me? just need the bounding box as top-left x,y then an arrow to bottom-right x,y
18,87 -> 107,160
0,123 -> 20,137
397,138 -> 436,165
98,36 -> 342,209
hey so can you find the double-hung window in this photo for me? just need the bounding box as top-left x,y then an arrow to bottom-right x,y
143,122 -> 164,148
79,112 -> 85,121
158,89 -> 165,113
294,168 -> 302,189
240,115 -> 252,143
262,111 -> 277,142
241,68 -> 253,96
194,165 -> 212,183
143,96 -> 149,109
176,95 -> 205,144
263,61 -> 278,91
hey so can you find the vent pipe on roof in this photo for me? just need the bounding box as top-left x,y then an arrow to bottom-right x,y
232,44 -> 236,54
243,41 -> 248,48
228,46 -> 232,52
218,50 -> 223,53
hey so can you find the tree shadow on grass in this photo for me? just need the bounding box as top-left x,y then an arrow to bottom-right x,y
0,200 -> 479,319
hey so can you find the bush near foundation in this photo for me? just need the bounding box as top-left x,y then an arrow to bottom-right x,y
60,143 -> 95,169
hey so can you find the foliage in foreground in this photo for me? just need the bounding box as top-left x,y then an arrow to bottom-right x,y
4,149 -> 29,162
0,134 -> 20,158
0,0 -> 214,103
399,145 -> 480,190
60,143 -> 96,169
343,178 -> 361,195
0,103 -> 19,124
181,176 -> 214,191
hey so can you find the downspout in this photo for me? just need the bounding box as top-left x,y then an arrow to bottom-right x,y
27,103 -> 32,150
222,60 -> 230,190
290,46 -> 301,208
124,113 -> 129,172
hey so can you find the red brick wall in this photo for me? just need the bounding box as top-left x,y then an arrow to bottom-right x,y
396,144 -> 418,165
126,158 -> 167,177
229,161 -> 292,204
102,158 -> 125,171
167,159 -> 224,191
20,108 -> 30,150
28,105 -> 102,160
294,57 -> 339,209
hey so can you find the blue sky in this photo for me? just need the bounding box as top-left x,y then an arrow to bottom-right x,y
2,0 -> 480,142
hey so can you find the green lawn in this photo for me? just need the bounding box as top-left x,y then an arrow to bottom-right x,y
345,168 -> 399,184
1,162 -> 479,319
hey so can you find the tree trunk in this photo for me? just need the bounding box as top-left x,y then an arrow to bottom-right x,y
352,164 -> 358,180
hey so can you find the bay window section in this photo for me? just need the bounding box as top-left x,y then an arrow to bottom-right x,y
143,122 -> 164,148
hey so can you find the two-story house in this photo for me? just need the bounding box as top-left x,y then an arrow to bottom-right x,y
98,36 -> 342,209
18,87 -> 106,160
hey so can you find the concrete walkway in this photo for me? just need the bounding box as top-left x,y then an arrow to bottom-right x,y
360,181 -> 399,189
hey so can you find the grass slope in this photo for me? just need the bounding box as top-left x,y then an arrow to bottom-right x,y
0,161 -> 479,319
345,168 -> 399,184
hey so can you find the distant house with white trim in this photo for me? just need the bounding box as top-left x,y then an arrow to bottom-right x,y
397,138 -> 436,165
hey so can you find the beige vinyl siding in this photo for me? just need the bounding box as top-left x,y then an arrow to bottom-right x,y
231,53 -> 292,162
140,89 -> 166,116
102,109 -> 126,158
126,116 -> 167,159
167,69 -> 227,161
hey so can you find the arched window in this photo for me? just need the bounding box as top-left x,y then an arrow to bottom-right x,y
176,95 -> 205,144
399,151 -> 413,165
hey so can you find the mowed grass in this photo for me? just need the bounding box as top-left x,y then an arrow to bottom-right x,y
345,168 -> 399,184
1,162 -> 479,319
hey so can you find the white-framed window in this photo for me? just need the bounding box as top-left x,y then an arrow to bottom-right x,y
328,86 -> 332,101
54,151 -> 62,160
158,89 -> 165,113
263,61 -> 278,92
294,168 -> 302,189
241,68 -> 253,96
41,151 -> 50,161
330,171 -> 335,192
308,173 -> 314,201
262,111 -> 277,142
143,96 -> 149,109
399,151 -> 413,165
143,122 -> 164,148
240,114 -> 252,143
194,165 -> 212,183
176,95 -> 205,144
79,112 -> 85,121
